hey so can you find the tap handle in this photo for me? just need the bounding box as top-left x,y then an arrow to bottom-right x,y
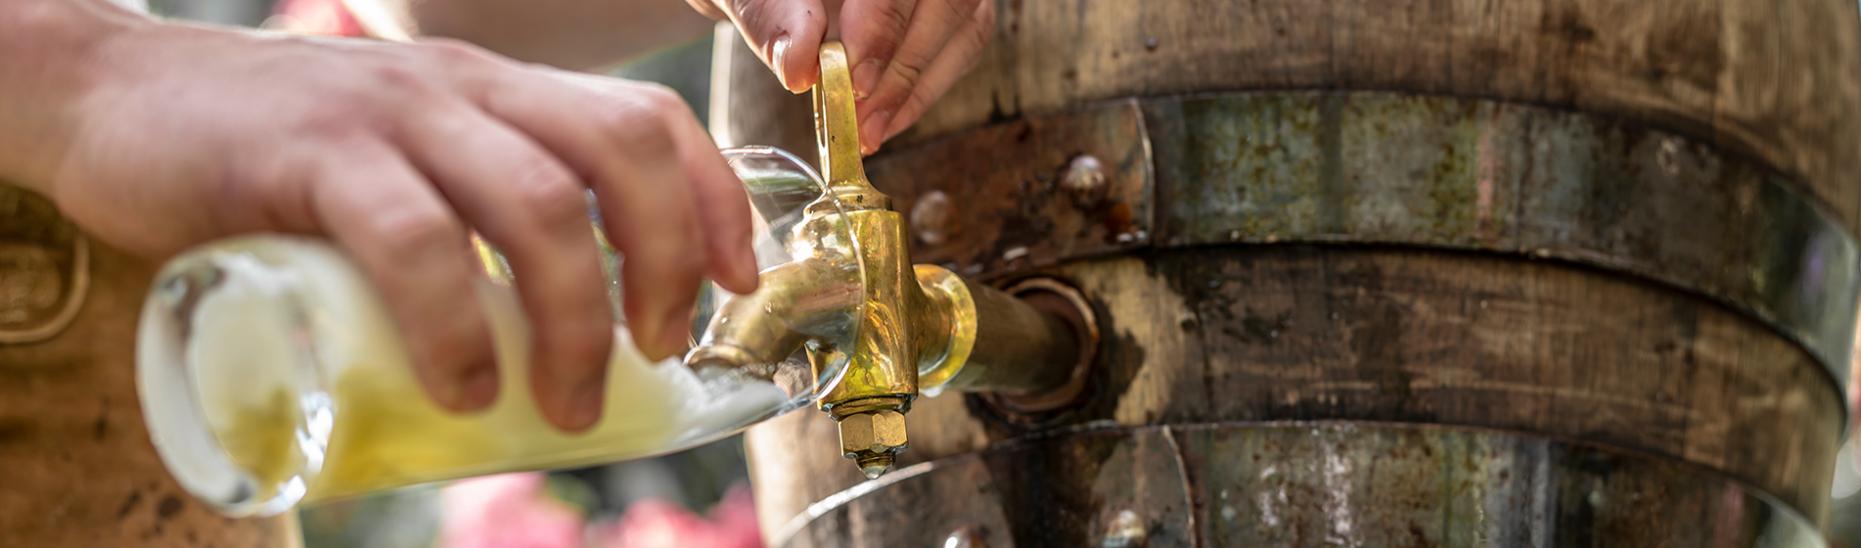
813,42 -> 872,192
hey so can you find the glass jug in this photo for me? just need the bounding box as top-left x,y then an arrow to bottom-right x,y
136,147 -> 859,517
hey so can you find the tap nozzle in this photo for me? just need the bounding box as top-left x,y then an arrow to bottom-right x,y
687,41 -> 1098,480
834,400 -> 909,479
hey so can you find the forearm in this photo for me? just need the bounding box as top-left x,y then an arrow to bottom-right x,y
0,0 -> 145,195
379,0 -> 713,71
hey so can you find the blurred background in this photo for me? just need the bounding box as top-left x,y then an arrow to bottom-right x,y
137,1 -> 1861,547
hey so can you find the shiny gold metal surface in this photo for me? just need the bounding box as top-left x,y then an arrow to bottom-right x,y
688,41 -> 1089,478
836,408 -> 908,479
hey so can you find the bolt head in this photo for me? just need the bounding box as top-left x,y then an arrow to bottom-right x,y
910,191 -> 953,245
838,409 -> 908,456
1062,154 -> 1107,201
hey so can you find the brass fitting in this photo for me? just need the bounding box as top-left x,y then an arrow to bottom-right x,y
837,408 -> 908,479
687,42 -> 1095,479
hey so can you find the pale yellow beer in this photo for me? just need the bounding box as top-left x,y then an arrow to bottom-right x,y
139,148 -> 848,517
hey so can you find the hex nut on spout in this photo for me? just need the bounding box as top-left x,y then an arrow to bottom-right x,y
838,409 -> 908,479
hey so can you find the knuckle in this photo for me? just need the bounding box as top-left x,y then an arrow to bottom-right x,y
364,61 -> 432,91
420,38 -> 497,66
231,155 -> 321,231
684,0 -> 726,19
888,45 -> 937,82
730,0 -> 821,38
727,0 -> 773,21
888,54 -> 928,84
369,206 -> 465,261
612,121 -> 678,159
603,108 -> 678,158
634,83 -> 689,112
512,162 -> 589,230
874,3 -> 912,35
362,64 -> 451,108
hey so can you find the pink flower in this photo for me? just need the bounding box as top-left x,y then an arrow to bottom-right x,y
595,485 -> 763,548
439,473 -> 586,548
267,0 -> 365,36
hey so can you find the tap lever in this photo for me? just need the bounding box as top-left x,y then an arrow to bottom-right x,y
813,42 -> 869,190
687,41 -> 1097,480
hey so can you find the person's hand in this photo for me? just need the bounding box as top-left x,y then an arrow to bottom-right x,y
686,0 -> 995,154
26,20 -> 758,432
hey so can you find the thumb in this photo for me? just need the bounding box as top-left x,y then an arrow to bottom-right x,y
709,0 -> 828,93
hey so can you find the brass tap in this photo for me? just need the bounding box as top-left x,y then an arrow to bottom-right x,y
688,42 -> 1095,479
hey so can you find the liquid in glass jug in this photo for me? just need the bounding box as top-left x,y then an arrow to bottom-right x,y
136,147 -> 858,517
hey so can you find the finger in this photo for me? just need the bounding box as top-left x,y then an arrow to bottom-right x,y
685,0 -> 728,19
398,101 -> 614,433
541,71 -> 758,295
714,0 -> 829,92
855,0 -> 983,153
305,144 -> 499,414
664,96 -> 760,295
880,0 -> 992,142
478,75 -> 714,363
838,0 -> 917,99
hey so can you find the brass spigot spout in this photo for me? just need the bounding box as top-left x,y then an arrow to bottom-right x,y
687,42 -> 1097,479
684,258 -> 858,379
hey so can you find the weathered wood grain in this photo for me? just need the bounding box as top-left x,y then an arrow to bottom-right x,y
718,0 -> 1861,234
745,248 -> 1843,536
713,1 -> 1861,542
782,424 -> 1825,547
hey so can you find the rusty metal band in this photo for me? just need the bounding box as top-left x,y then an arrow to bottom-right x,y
869,92 -> 1859,422
772,422 -> 1826,547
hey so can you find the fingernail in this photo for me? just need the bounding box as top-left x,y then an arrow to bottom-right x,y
565,382 -> 604,430
852,58 -> 883,99
455,363 -> 500,410
770,34 -> 799,92
861,110 -> 892,155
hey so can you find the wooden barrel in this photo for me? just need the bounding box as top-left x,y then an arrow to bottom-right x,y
712,1 -> 1861,545
0,185 -> 299,546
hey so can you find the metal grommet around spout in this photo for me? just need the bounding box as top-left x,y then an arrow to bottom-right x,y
980,276 -> 1099,415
